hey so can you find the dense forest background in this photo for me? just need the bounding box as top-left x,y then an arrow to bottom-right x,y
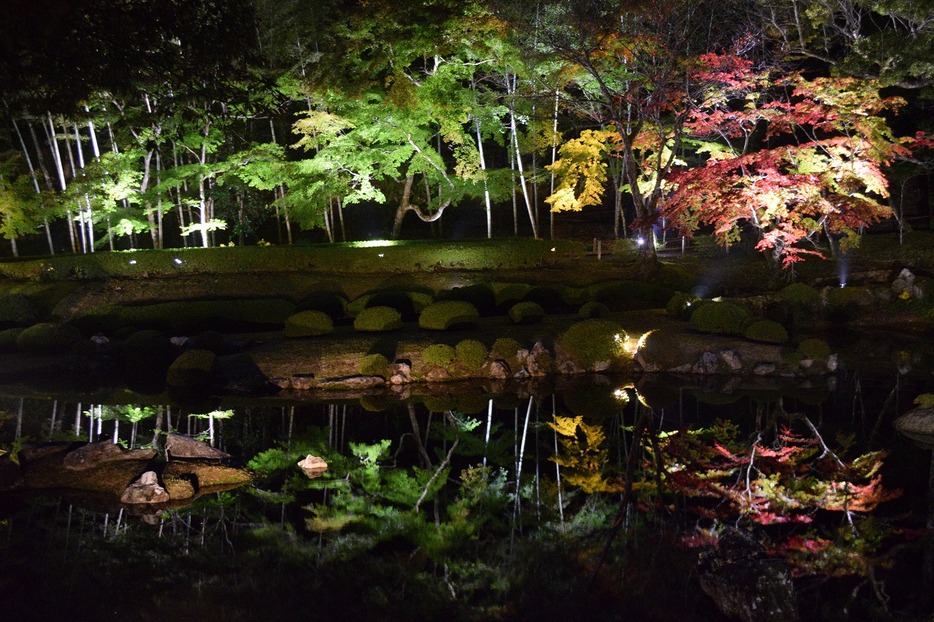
0,0 -> 931,265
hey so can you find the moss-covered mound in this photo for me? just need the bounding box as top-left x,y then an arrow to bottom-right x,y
437,284 -> 497,316
508,301 -> 545,325
295,292 -> 347,320
779,283 -> 820,308
689,301 -> 750,336
418,301 -> 480,331
743,319 -> 789,344
0,294 -> 37,327
359,353 -> 391,377
353,306 -> 402,332
16,322 -> 84,353
284,310 -> 334,337
593,280 -> 675,311
666,292 -> 701,320
77,298 -> 296,334
556,319 -> 626,371
166,349 -> 216,389
455,339 -> 489,372
423,344 -> 456,368
578,301 -> 610,319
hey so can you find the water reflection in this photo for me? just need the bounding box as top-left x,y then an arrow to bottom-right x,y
0,373 -> 932,621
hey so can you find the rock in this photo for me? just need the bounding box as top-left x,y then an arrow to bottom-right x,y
120,470 -> 170,505
298,454 -> 328,478
693,351 -> 719,374
164,476 -> 196,500
271,377 -> 291,389
827,353 -> 838,372
391,360 -> 412,384
593,360 -> 610,372
698,528 -> 799,622
316,375 -> 386,389
753,363 -> 776,376
165,433 -> 230,460
63,441 -> 157,471
425,368 -> 451,382
894,407 -> 934,448
290,373 -> 316,390
719,350 -> 743,371
163,462 -> 251,490
489,360 -> 510,380
892,268 -> 922,299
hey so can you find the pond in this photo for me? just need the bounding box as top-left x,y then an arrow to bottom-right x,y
0,367 -> 932,622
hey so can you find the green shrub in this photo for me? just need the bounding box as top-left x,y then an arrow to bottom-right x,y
359,353 -> 391,377
296,292 -> 347,319
16,322 -> 84,353
0,294 -> 37,327
166,349 -> 216,388
578,301 -> 610,319
689,301 -> 750,335
437,284 -> 497,316
345,295 -> 372,317
743,319 -> 789,344
409,292 -> 434,313
825,286 -> 872,322
508,301 -> 545,324
798,338 -> 831,359
353,306 -> 402,332
779,283 -> 820,307
524,286 -> 573,312
121,329 -> 174,367
418,301 -> 480,330
491,282 -> 532,307
666,292 -> 701,319
284,310 -> 334,337
366,290 -> 416,320
491,337 -> 522,361
423,343 -> 456,368
557,319 -> 626,369
0,328 -> 24,351
455,339 -> 489,372
593,280 -> 674,311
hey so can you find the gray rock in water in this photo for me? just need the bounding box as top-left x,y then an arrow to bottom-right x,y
165,433 -> 230,460
894,407 -> 934,449
719,350 -> 743,371
63,441 -> 157,471
489,360 -> 510,380
120,470 -> 170,505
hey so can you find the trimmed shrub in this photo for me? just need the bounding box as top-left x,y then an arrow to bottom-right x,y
778,283 -> 820,307
418,301 -> 480,330
0,294 -> 37,327
409,292 -> 434,313
689,301 -> 750,336
578,301 -> 610,319
437,284 -> 497,316
0,328 -> 24,351
284,310 -> 334,337
166,349 -> 216,388
508,301 -> 545,324
354,306 -> 402,332
666,292 -> 701,319
359,353 -> 391,377
593,280 -> 675,311
524,286 -> 573,312
557,319 -> 626,369
296,292 -> 347,319
346,295 -> 372,317
455,339 -> 489,372
825,286 -> 872,322
743,319 -> 789,344
491,337 -> 522,366
16,322 -> 84,353
121,329 -> 174,368
635,329 -> 685,371
491,282 -> 532,307
366,290 -> 416,320
798,338 -> 832,359
423,343 -> 456,368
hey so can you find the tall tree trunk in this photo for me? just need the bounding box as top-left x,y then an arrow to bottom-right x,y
507,74 -> 538,239
10,115 -> 54,254
46,113 -> 77,253
475,118 -> 492,239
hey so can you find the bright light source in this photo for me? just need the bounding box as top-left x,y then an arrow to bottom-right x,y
351,240 -> 400,248
173,257 -> 183,265
613,388 -> 627,400
128,260 -> 137,265
550,247 -> 556,252
636,236 -> 645,246
377,253 -> 384,258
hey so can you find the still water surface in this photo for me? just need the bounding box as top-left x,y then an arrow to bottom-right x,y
0,369 -> 932,621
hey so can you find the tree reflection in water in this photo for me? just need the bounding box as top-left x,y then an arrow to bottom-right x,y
0,374 -> 932,621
